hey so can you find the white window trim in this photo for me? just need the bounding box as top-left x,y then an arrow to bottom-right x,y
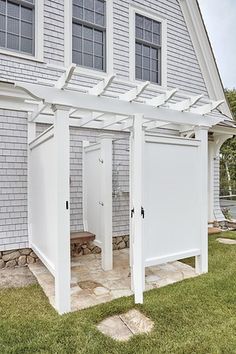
0,0 -> 44,62
129,4 -> 167,89
65,0 -> 113,76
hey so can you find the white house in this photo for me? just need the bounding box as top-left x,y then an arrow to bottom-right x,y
0,0 -> 235,314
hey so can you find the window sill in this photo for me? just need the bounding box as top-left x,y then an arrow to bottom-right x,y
73,65 -> 111,78
0,49 -> 44,63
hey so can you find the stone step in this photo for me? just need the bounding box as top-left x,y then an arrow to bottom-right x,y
70,231 -> 95,244
208,227 -> 222,235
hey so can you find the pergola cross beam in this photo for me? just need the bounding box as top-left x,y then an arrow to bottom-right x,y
169,94 -> 204,111
88,74 -> 116,96
119,81 -> 149,102
146,88 -> 178,107
190,99 -> 225,115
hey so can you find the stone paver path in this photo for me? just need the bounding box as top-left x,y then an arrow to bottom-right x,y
0,266 -> 37,289
217,238 -> 236,245
29,249 -> 197,312
97,309 -> 154,341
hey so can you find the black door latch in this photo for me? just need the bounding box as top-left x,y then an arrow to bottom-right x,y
131,208 -> 134,218
141,206 -> 145,218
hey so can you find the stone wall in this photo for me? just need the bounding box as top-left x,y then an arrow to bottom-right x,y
71,235 -> 129,257
0,249 -> 38,269
0,236 -> 130,269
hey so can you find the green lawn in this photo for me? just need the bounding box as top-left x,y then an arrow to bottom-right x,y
1,232 -> 236,354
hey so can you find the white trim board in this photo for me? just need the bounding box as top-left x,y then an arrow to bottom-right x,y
178,0 -> 232,119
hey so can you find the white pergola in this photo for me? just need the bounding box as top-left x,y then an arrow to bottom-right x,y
0,65 -> 224,314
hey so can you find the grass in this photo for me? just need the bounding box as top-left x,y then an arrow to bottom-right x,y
1,232 -> 236,354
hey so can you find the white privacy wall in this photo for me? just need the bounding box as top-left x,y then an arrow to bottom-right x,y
29,129 -> 56,273
0,110 -> 28,251
37,124 -> 130,237
143,137 -> 201,265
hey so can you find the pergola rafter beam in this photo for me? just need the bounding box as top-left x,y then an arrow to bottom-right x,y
88,74 -> 116,96
144,121 -> 169,131
146,88 -> 178,107
119,81 -> 149,102
190,99 -> 225,115
54,64 -> 76,90
169,94 -> 204,111
101,115 -> 129,129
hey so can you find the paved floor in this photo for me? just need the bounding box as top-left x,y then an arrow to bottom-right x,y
0,266 -> 37,289
29,249 -> 197,312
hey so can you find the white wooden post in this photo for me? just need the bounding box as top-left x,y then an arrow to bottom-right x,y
100,134 -> 113,271
53,105 -> 71,314
27,120 -> 36,246
208,141 -> 215,222
131,114 -> 144,304
195,126 -> 209,274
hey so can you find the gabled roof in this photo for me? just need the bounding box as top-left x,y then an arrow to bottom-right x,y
178,0 -> 233,119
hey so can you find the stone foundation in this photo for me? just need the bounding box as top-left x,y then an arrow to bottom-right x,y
71,235 -> 129,256
0,249 -> 38,269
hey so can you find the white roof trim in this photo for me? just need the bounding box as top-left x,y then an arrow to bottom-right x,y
178,0 -> 232,119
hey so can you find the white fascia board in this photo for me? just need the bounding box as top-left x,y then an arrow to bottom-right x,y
14,82 -> 223,128
178,0 -> 232,119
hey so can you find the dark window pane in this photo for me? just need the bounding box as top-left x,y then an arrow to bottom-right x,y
72,23 -> 82,37
95,0 -> 104,14
83,26 -> 93,40
143,45 -> 150,57
21,7 -> 33,22
7,17 -> 19,34
153,33 -> 160,45
21,36 -> 32,53
151,71 -> 158,83
136,67 -> 142,79
0,0 -> 6,14
136,14 -> 143,28
72,36 -> 82,50
0,13 -> 5,30
0,30 -> 5,46
151,59 -> 158,71
136,54 -> 142,67
94,29 -> 102,43
94,42 -> 102,56
143,56 -> 150,69
144,30 -> 152,42
73,5 -> 83,19
144,18 -> 152,31
21,21 -> 32,38
85,0 -> 94,10
84,53 -> 93,67
153,21 -> 160,34
83,39 -> 93,53
72,50 -> 82,65
84,9 -> 94,22
94,55 -> 103,70
136,42 -> 142,54
143,69 -> 150,81
7,33 -> 19,49
7,1 -> 19,18
135,26 -> 143,40
151,47 -> 157,59
73,0 -> 83,6
95,13 -> 104,26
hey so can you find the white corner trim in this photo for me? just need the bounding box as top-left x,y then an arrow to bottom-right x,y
64,0 -> 113,75
129,3 -> 167,89
0,0 -> 44,62
178,0 -> 232,119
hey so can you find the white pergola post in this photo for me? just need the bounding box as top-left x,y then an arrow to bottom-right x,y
53,105 -> 71,314
27,120 -> 36,245
100,134 -> 113,271
131,114 -> 144,304
208,141 -> 215,222
195,126 -> 209,274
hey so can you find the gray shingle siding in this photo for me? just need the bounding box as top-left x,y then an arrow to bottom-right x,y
0,110 -> 28,251
0,0 -> 213,250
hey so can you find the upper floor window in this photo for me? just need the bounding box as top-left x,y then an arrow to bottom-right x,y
72,0 -> 106,71
0,0 -> 35,55
135,14 -> 161,84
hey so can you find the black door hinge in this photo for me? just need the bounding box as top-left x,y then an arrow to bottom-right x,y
66,201 -> 69,210
141,206 -> 145,218
131,208 -> 134,218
